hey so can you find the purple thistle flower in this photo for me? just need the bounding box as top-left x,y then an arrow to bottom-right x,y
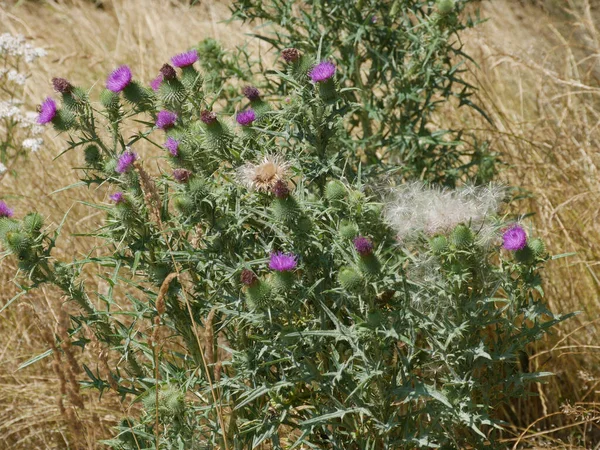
173,168 -> 191,183
240,269 -> 258,287
52,77 -> 73,94
242,85 -> 261,101
353,236 -> 373,256
150,74 -> 163,91
37,97 -> 57,124
269,252 -> 298,272
236,109 -> 256,127
0,200 -> 13,218
171,49 -> 198,68
371,15 -> 378,24
110,192 -> 124,204
282,48 -> 300,63
156,110 -> 178,130
200,110 -> 217,125
116,150 -> 137,174
271,179 -> 289,199
309,61 -> 336,83
164,137 -> 179,156
106,65 -> 132,93
159,63 -> 177,80
502,225 -> 527,251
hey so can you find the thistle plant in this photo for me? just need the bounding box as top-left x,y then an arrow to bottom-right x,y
0,39 -> 571,449
0,33 -> 46,180
224,0 -> 498,187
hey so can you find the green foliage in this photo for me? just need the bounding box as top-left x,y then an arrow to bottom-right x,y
228,0 -> 497,187
0,3 -> 570,449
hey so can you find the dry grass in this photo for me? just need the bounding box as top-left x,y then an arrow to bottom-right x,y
1,0 -> 600,448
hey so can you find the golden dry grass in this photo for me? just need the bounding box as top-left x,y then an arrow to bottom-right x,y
0,0 -> 599,448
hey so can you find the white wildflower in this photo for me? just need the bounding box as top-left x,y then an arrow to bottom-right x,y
383,182 -> 505,240
22,137 -> 43,153
237,154 -> 291,192
7,69 -> 26,85
0,100 -> 22,120
0,162 -> 6,175
0,33 -> 46,63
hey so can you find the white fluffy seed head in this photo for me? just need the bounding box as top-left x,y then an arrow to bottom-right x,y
383,182 -> 506,241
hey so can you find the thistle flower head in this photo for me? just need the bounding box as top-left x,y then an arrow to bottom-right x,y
200,110 -> 217,125
502,225 -> 527,251
171,49 -> 198,68
106,65 -> 132,93
384,182 -> 505,240
164,137 -> 179,156
236,109 -> 256,126
159,63 -> 177,80
37,97 -> 56,124
237,154 -> 291,192
150,74 -> 163,91
156,110 -> 177,129
309,61 -> 336,83
173,168 -> 191,183
281,48 -> 300,63
52,77 -> 73,94
110,192 -> 124,203
271,179 -> 290,199
240,269 -> 258,287
269,252 -> 297,272
353,236 -> 373,256
116,150 -> 137,174
242,85 -> 260,101
0,200 -> 13,218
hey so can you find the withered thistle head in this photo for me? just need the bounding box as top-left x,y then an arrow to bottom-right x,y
271,179 -> 290,199
282,48 -> 300,63
159,63 -> 177,81
240,269 -> 258,287
52,77 -> 73,94
200,110 -> 217,125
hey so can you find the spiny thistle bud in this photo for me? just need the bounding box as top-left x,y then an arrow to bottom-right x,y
245,280 -> 272,309
5,231 -> 31,253
240,269 -> 258,287
436,0 -> 456,15
272,270 -> 295,293
52,108 -> 76,132
123,81 -> 151,107
159,79 -> 186,106
100,89 -> 120,110
358,253 -> 381,276
272,196 -> 300,222
173,195 -> 194,215
338,267 -> 363,291
160,63 -> 177,81
173,168 -> 191,183
142,385 -> 184,418
339,220 -> 359,239
451,224 -> 473,248
430,235 -> 448,254
84,144 -> 101,166
52,77 -> 73,94
22,212 -> 44,235
242,85 -> 261,101
200,110 -> 218,125
271,179 -> 289,199
282,48 -> 300,63
325,180 -> 346,202
295,216 -> 312,233
528,238 -> 546,257
515,246 -> 535,265
0,217 -> 19,241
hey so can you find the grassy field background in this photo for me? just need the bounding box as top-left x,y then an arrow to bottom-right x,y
0,0 -> 599,448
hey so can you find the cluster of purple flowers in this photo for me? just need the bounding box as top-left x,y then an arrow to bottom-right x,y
353,236 -> 373,256
109,192 -> 124,204
37,98 -> 57,124
309,61 -> 336,83
0,200 -> 13,218
164,137 -> 179,156
236,109 -> 256,127
106,65 -> 132,93
116,150 -> 137,174
156,110 -> 178,130
502,225 -> 527,251
171,49 -> 198,68
269,252 -> 297,272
